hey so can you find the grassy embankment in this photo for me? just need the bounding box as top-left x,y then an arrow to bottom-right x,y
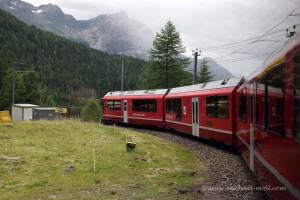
0,120 -> 205,199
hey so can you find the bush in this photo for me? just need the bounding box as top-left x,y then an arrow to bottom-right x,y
80,98 -> 101,122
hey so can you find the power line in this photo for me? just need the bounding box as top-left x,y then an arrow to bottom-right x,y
200,30 -> 286,51
199,24 -> 299,53
216,54 -> 272,65
209,6 -> 300,61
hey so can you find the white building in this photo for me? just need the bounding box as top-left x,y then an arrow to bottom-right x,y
11,104 -> 39,122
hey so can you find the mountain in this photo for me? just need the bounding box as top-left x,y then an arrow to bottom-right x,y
0,0 -> 154,58
0,9 -> 146,110
187,57 -> 234,80
80,11 -> 154,58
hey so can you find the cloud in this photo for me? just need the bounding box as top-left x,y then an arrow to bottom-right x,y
24,0 -> 300,76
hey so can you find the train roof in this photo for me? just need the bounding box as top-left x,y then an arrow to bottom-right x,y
168,77 -> 244,94
103,89 -> 169,97
246,32 -> 300,81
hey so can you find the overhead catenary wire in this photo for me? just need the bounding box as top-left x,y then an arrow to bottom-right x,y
216,54 -> 272,65
209,6 -> 300,61
197,53 -> 272,67
200,29 -> 288,51
195,24 -> 299,57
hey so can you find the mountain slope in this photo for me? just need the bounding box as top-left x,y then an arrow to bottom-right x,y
79,11 -> 154,58
187,57 -> 234,81
202,57 -> 233,80
0,9 -> 145,109
0,0 -> 154,58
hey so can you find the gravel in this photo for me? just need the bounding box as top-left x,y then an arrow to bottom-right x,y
136,128 -> 269,200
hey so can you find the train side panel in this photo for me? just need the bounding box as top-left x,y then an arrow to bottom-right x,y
102,89 -> 168,127
199,91 -> 234,145
101,96 -> 124,123
165,77 -> 243,145
234,34 -> 300,199
126,95 -> 166,127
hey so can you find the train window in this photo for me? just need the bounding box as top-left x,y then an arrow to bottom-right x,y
239,89 -> 247,121
132,99 -> 157,112
256,75 -> 266,130
217,96 -> 229,118
166,98 -> 182,121
124,102 -> 127,111
206,96 -> 229,119
267,64 -> 284,135
107,100 -> 121,110
206,97 -> 216,118
256,63 -> 285,135
293,51 -> 300,142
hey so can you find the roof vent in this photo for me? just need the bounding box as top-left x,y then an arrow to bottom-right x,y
201,83 -> 207,88
221,79 -> 229,85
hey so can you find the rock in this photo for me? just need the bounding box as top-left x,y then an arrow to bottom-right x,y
64,165 -> 75,173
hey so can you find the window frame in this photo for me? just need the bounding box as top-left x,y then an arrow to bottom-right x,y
239,88 -> 247,121
132,99 -> 157,112
166,98 -> 182,121
107,100 -> 121,110
293,50 -> 300,142
255,63 -> 285,136
206,95 -> 229,119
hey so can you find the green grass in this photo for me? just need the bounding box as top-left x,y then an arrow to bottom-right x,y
0,120 -> 205,199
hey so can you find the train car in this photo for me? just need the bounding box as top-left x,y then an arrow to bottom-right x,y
235,32 -> 300,199
101,89 -> 169,127
165,77 -> 243,145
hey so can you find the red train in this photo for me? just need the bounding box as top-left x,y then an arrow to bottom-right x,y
102,32 -> 300,199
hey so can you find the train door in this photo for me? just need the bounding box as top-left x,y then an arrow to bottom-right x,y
192,97 -> 199,137
250,83 -> 254,171
123,100 -> 128,123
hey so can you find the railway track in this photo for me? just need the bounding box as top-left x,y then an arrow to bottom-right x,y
134,128 -> 269,200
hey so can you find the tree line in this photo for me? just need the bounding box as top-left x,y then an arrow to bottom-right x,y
0,9 -> 145,110
0,9 -> 213,111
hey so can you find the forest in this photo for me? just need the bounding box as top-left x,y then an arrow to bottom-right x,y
0,9 -> 146,111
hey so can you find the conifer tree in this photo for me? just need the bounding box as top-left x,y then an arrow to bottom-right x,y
0,51 -> 9,90
139,21 -> 190,89
198,58 -> 214,83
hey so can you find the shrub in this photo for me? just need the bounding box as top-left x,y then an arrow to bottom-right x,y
80,98 -> 101,122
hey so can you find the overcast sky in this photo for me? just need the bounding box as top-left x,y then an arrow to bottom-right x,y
24,0 -> 300,76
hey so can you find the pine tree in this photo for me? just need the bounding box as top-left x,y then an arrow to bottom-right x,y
139,21 -> 190,89
198,58 -> 214,83
0,68 -> 13,109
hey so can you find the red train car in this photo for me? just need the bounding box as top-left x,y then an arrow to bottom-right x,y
165,77 -> 243,145
235,32 -> 300,199
100,32 -> 300,200
102,89 -> 169,127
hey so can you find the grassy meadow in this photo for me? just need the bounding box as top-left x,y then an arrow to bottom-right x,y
0,120 -> 205,199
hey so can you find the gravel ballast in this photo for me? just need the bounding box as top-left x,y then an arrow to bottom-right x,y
137,128 -> 269,200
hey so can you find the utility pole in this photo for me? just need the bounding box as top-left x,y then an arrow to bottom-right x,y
121,55 -> 124,91
12,62 -> 25,104
12,62 -> 15,104
192,49 -> 201,85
